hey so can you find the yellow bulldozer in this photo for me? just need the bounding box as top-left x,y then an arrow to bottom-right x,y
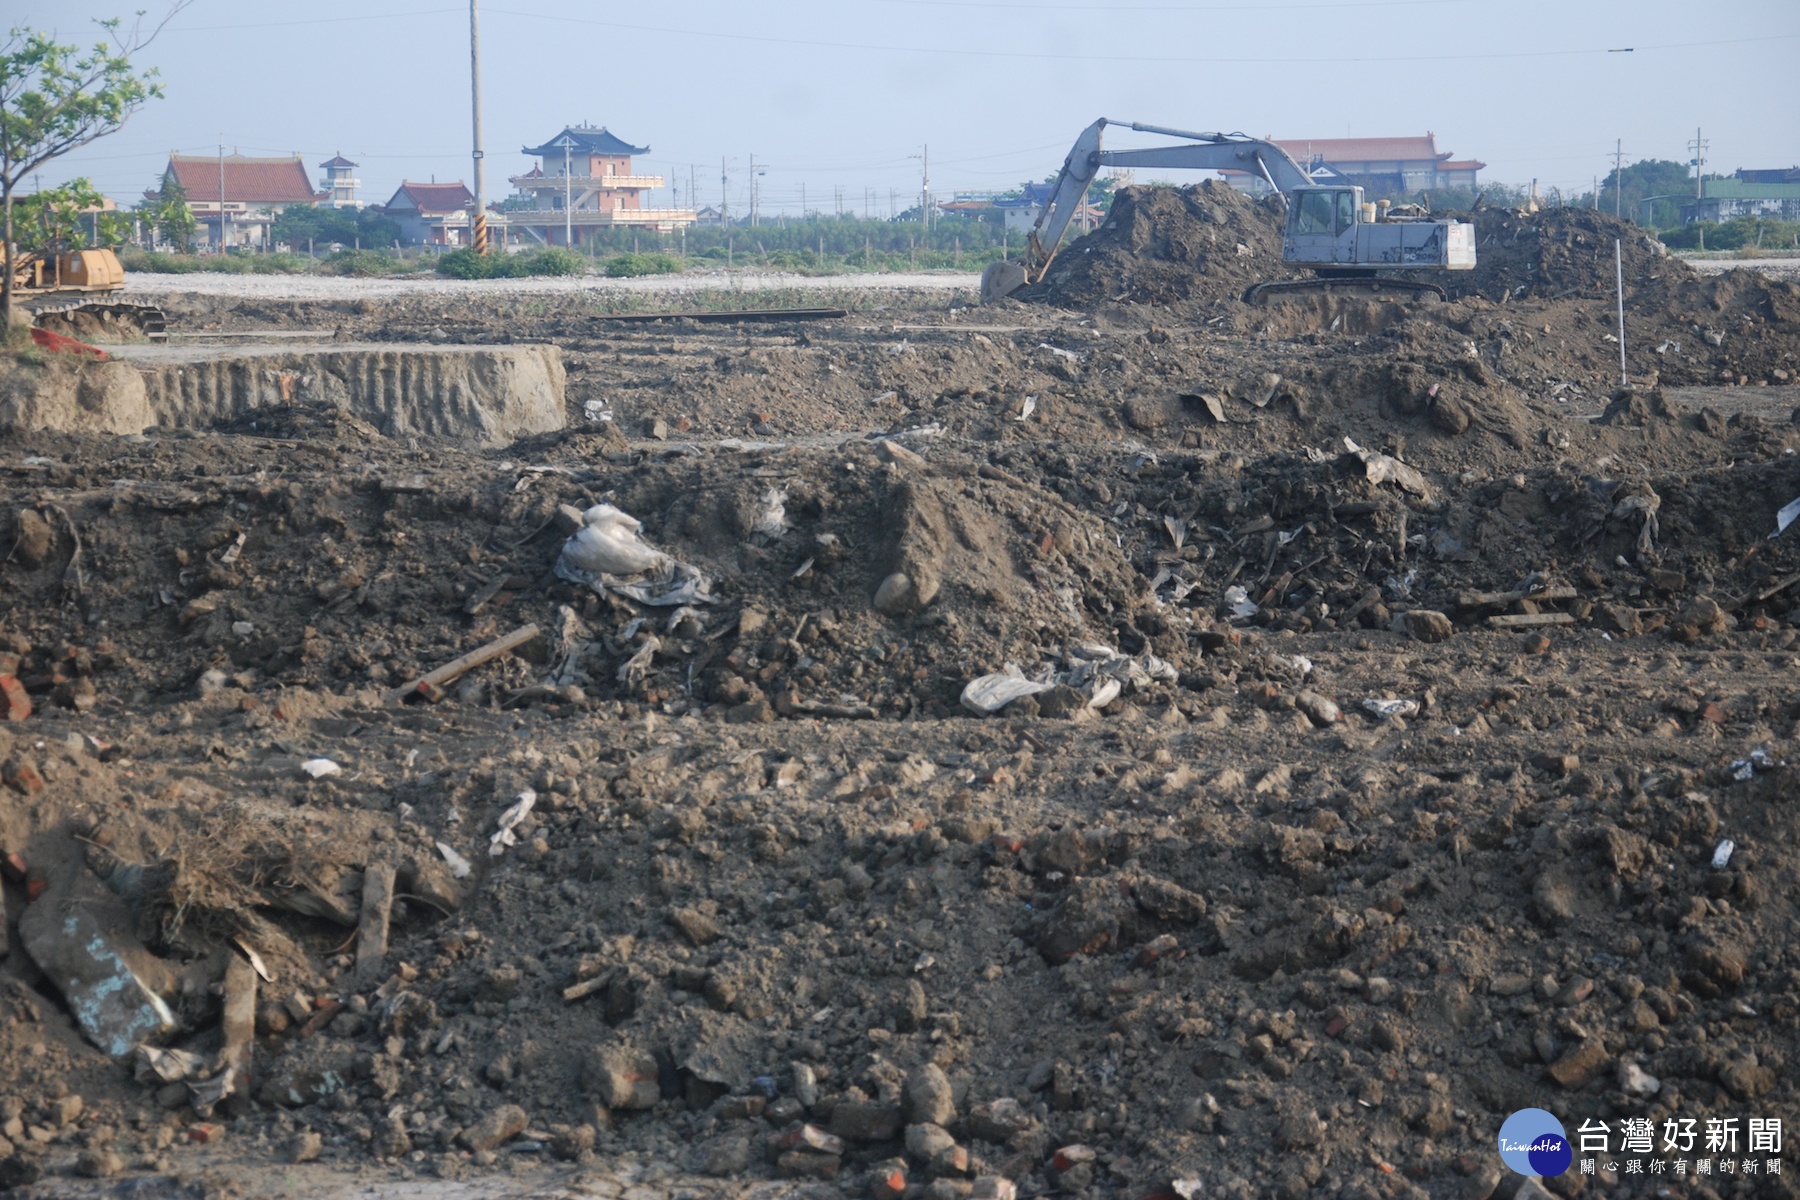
6,246 -> 166,341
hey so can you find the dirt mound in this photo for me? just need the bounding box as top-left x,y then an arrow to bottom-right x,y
1453,205 -> 1683,301
1038,181 -> 1291,308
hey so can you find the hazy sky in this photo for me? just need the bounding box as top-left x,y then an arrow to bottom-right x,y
11,0 -> 1799,216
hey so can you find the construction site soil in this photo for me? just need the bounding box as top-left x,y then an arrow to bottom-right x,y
1,201 -> 1798,1200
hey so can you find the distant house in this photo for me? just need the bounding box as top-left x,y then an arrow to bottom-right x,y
157,153 -> 325,248
381,181 -> 477,246
1684,169 -> 1800,222
981,183 -> 1101,233
509,124 -> 695,245
319,154 -> 361,209
1222,134 -> 1484,197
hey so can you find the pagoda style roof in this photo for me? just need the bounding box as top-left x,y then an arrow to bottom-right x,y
522,125 -> 648,158
320,153 -> 358,168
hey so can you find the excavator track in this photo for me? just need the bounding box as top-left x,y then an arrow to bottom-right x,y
26,296 -> 168,342
1243,276 -> 1447,306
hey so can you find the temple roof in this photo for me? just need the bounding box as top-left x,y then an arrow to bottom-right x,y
522,125 -> 648,158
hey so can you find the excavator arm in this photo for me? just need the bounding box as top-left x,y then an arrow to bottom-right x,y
1020,118 -> 1314,285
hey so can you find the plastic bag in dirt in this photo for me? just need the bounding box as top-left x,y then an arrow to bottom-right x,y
753,488 -> 788,538
961,665 -> 1053,715
1343,437 -> 1430,498
1775,496 -> 1800,538
560,505 -> 668,576
1362,698 -> 1420,721
555,503 -> 717,606
1223,585 -> 1258,621
489,790 -> 536,857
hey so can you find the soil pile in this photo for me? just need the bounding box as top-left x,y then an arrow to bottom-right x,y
1453,206 -> 1683,300
1039,182 -> 1290,309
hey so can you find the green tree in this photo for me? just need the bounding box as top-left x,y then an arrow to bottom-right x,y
0,6 -> 185,325
1597,159 -> 1696,227
10,177 -> 130,250
272,203 -> 401,251
141,174 -> 196,252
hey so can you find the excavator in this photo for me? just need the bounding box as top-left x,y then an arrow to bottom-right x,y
6,245 -> 167,341
981,118 -> 1475,305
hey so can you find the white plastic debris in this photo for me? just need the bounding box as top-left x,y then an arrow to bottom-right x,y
1223,585 -> 1258,621
1037,343 -> 1084,363
561,504 -> 669,576
1362,698 -> 1420,720
1775,496 -> 1800,537
961,667 -> 1053,716
300,758 -> 341,779
436,841 -> 472,879
582,398 -> 613,422
1730,747 -> 1775,781
555,503 -> 717,606
489,790 -> 537,857
1017,395 -> 1037,421
1343,437 -> 1430,497
753,488 -> 788,538
232,938 -> 273,982
1086,678 -> 1122,709
887,422 -> 945,444
1618,1061 -> 1661,1097
1712,839 -> 1735,869
133,1044 -> 205,1084
617,637 -> 659,686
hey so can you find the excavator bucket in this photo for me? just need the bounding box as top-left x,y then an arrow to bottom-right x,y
980,261 -> 1028,304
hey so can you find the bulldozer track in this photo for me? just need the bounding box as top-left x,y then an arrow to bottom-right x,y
25,296 -> 168,342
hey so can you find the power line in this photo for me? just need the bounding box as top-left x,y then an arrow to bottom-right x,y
484,8 -> 1799,65
871,0 -> 1475,10
161,8 -> 461,34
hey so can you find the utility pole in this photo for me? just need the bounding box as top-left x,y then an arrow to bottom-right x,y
469,0 -> 488,253
218,139 -> 226,252
1687,126 -> 1708,202
913,144 -> 930,234
749,154 -> 758,226
720,157 -> 729,223
1612,138 -> 1624,219
555,133 -> 576,246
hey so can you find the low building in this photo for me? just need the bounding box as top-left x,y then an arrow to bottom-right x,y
380,181 -> 479,246
509,125 -> 695,245
963,183 -> 1101,233
157,153 -> 325,248
1683,169 -> 1800,222
1223,134 -> 1484,197
319,154 -> 361,209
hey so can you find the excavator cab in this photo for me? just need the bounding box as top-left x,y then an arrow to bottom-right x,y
1285,186 -> 1364,264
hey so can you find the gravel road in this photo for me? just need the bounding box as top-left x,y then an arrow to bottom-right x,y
123,268 -> 982,301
